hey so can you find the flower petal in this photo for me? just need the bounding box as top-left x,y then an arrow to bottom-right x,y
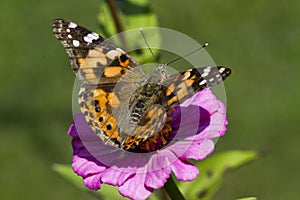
171,158 -> 199,181
101,168 -> 134,186
145,154 -> 172,188
145,169 -> 170,189
180,139 -> 215,160
119,173 -> 153,200
68,123 -> 78,137
72,154 -> 106,177
83,173 -> 102,190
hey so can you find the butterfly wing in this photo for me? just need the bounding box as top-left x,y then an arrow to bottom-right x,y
53,19 -> 147,148
161,66 -> 231,108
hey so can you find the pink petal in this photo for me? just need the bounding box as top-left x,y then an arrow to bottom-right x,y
72,154 -> 106,177
180,139 -> 215,160
119,173 -> 153,200
83,173 -> 102,190
171,159 -> 199,181
145,169 -> 171,189
101,168 -> 134,186
145,154 -> 172,188
68,123 -> 78,137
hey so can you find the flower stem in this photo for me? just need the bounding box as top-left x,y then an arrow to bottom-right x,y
106,0 -> 128,49
164,176 -> 185,200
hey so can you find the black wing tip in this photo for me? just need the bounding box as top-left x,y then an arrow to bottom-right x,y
217,66 -> 231,79
52,19 -> 67,34
52,18 -> 78,32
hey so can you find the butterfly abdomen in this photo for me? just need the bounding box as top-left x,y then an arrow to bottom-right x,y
129,82 -> 162,125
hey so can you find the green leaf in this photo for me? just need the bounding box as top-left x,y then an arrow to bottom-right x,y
178,150 -> 260,200
97,184 -> 126,200
52,164 -> 85,189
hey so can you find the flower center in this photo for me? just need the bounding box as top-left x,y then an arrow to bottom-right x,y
123,108 -> 175,153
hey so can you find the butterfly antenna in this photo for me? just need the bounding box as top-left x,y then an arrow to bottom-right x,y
166,43 -> 208,65
140,28 -> 155,59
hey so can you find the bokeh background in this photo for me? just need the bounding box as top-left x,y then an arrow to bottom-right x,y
1,0 -> 299,199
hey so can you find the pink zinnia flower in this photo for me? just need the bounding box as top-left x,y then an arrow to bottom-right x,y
68,88 -> 227,200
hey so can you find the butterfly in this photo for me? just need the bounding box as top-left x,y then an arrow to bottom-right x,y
52,19 -> 231,152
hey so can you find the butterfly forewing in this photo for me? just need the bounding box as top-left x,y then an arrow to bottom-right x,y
52,19 -> 140,84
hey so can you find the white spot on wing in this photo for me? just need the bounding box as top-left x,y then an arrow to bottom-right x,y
68,22 -> 77,28
106,50 -> 121,59
201,72 -> 209,77
73,40 -> 80,47
83,32 -> 99,43
219,67 -> 225,73
66,29 -> 70,33
204,67 -> 211,73
199,79 -> 207,86
67,34 -> 72,39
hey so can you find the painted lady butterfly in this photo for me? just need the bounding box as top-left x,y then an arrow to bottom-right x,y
52,19 -> 231,152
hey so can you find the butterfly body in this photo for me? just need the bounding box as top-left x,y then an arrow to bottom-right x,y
53,19 -> 231,151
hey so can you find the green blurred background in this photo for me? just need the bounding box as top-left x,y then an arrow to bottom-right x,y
1,0 -> 299,199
